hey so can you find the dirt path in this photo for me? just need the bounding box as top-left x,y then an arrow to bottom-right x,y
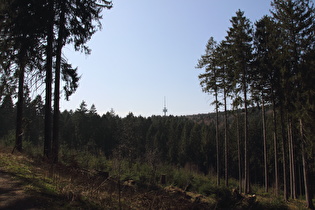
0,171 -> 24,208
0,170 -> 39,209
0,150 -> 100,210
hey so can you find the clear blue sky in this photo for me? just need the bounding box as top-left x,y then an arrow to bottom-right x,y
61,0 -> 272,117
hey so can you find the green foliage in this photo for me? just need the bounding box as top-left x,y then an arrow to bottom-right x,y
196,0 -> 315,204
22,140 -> 42,159
0,96 -> 15,137
59,147 -> 110,171
170,169 -> 193,189
256,196 -> 288,210
0,130 -> 15,147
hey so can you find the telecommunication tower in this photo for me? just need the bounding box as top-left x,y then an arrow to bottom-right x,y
163,97 -> 168,116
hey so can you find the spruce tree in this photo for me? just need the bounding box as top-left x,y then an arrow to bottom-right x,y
50,0 -> 112,162
271,0 -> 315,204
253,15 -> 281,194
225,10 -> 253,193
0,0 -> 46,153
196,37 -> 221,186
216,40 -> 233,187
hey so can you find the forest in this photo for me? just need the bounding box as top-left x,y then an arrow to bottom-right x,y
1,0 -> 315,209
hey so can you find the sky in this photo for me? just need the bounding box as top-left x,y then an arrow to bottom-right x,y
61,0 -> 273,117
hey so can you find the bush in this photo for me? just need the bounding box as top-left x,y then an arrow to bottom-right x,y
23,141 -> 42,159
0,130 -> 15,147
199,184 -> 246,209
212,186 -> 234,208
171,169 -> 193,189
255,197 -> 288,210
198,181 -> 215,196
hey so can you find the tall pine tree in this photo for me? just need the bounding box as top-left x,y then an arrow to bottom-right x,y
225,10 -> 253,193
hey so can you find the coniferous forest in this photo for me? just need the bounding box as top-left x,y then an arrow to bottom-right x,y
1,0 -> 315,209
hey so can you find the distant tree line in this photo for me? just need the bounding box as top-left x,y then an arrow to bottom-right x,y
197,0 -> 315,207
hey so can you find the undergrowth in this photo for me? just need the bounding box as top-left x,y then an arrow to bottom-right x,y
1,141 -> 311,209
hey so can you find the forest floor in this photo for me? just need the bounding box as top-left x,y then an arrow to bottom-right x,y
0,169 -> 74,210
0,170 -> 36,209
0,147 -> 96,209
0,148 -> 214,209
0,147 -> 311,209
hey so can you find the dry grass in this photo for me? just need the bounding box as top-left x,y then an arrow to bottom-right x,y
0,147 -> 214,209
1,146 -> 312,209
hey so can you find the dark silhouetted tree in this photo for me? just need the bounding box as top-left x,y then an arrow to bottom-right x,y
225,10 -> 253,193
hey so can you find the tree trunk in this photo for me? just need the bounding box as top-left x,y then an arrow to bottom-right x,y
288,119 -> 293,199
262,98 -> 268,192
280,106 -> 288,201
14,47 -> 26,153
236,111 -> 242,193
288,118 -> 296,199
44,0 -> 54,159
298,163 -> 303,197
52,0 -> 65,164
215,90 -> 220,186
224,88 -> 228,187
272,99 -> 279,196
243,75 -> 249,194
299,118 -> 314,209
290,120 -> 296,199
